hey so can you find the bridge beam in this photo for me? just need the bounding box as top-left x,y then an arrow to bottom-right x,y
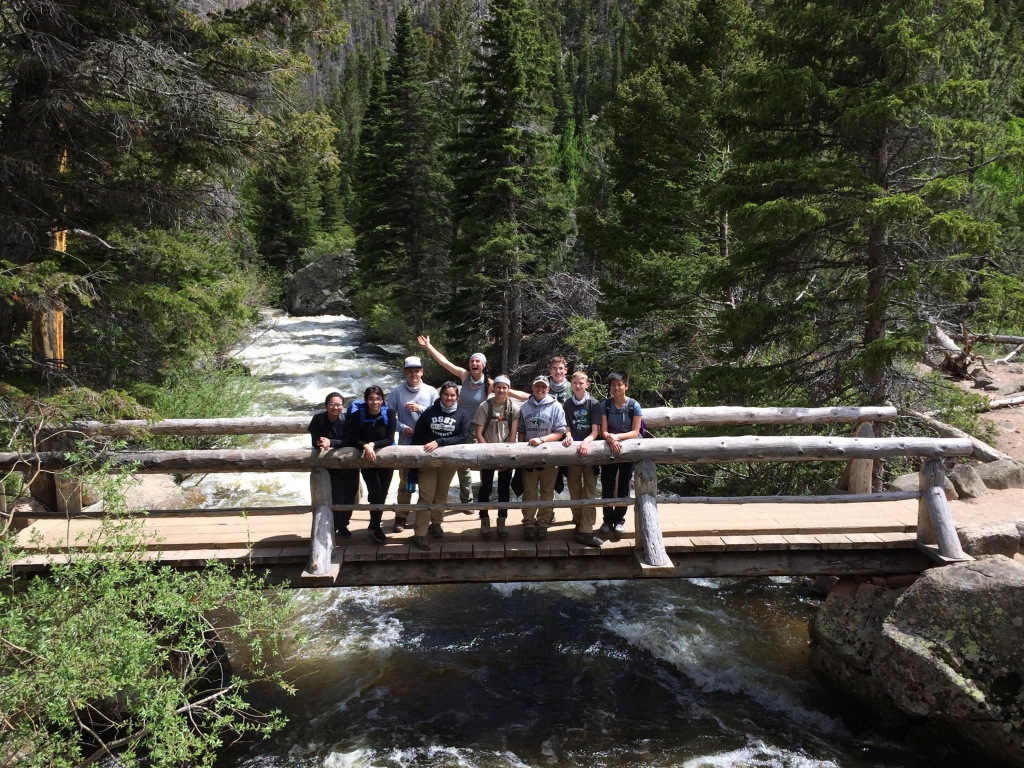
632,459 -> 674,575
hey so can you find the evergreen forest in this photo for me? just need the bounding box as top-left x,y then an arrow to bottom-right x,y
3,1 -> 1024,763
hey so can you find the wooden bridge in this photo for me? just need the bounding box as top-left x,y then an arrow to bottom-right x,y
2,406 -> 981,587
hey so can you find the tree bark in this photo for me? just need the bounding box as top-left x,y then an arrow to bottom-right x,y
862,125 -> 890,404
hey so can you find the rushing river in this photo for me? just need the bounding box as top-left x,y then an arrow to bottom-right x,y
210,311 -> 960,768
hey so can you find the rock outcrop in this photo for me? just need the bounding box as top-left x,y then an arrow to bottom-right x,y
285,250 -> 355,316
976,459 -> 1024,490
811,557 -> 1024,766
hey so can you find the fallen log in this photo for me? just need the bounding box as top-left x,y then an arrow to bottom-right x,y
906,410 -> 1010,462
63,406 -> 899,437
0,436 -> 974,474
985,394 -> 1024,410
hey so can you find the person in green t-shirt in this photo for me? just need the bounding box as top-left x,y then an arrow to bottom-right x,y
472,375 -> 520,539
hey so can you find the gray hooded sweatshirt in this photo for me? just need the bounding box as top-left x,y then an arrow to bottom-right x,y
517,394 -> 567,442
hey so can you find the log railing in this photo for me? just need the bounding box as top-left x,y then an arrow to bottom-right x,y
8,406 -> 976,583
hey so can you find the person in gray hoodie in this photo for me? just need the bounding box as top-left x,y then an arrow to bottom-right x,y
385,356 -> 439,532
517,375 -> 567,540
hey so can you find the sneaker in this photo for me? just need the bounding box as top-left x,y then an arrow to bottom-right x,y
537,526 -> 548,540
599,523 -> 613,535
497,519 -> 508,539
612,522 -> 626,534
524,526 -> 537,541
575,531 -> 604,548
369,526 -> 387,544
392,518 -> 406,534
337,527 -> 352,539
428,523 -> 445,539
414,536 -> 432,551
480,514 -> 492,538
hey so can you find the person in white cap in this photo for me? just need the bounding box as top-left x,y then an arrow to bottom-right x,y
416,334 -> 492,504
517,375 -> 567,540
385,356 -> 439,532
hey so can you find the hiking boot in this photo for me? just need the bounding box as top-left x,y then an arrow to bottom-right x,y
497,519 -> 508,539
537,526 -> 548,540
575,531 -> 603,548
414,536 -> 432,551
612,522 -> 626,535
480,514 -> 492,538
428,522 -> 445,539
337,526 -> 352,539
524,525 -> 537,541
369,526 -> 387,544
599,523 -> 613,535
392,518 -> 406,534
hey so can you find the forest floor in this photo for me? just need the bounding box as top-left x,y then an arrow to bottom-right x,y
951,359 -> 1024,459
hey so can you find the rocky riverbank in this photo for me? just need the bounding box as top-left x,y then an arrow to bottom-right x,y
810,556 -> 1024,766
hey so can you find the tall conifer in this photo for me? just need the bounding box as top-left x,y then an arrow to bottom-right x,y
354,6 -> 449,334
448,0 -> 566,371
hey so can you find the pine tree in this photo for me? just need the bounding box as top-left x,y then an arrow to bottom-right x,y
354,6 -> 449,335
713,0 -> 1024,406
448,0 -> 567,372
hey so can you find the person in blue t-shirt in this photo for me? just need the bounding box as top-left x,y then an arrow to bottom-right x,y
599,372 -> 643,534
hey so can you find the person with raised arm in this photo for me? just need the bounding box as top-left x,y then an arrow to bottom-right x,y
562,371 -> 603,548
416,335 -> 492,505
472,375 -> 520,539
410,381 -> 471,551
341,385 -> 398,544
307,391 -> 357,539
599,371 -> 643,535
385,356 -> 439,533
517,375 -> 567,540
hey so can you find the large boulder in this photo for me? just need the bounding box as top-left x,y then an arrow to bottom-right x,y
949,464 -> 988,499
956,522 -> 1021,558
876,557 -> 1024,765
812,558 -> 1024,766
976,459 -> 1024,490
285,250 -> 355,316
889,472 -> 957,500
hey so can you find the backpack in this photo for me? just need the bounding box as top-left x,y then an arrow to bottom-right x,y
347,401 -> 392,441
603,397 -> 649,438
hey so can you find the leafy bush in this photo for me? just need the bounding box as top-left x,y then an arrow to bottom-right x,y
0,466 -> 292,768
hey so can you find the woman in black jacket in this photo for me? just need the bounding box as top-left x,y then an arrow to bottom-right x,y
409,381 -> 471,551
308,392 -> 357,537
342,385 -> 398,543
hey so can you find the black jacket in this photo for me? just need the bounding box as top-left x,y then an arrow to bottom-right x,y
308,411 -> 346,449
342,405 -> 398,451
412,402 -> 471,447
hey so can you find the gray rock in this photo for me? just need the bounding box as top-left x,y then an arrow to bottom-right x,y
876,556 -> 1024,767
1000,420 -> 1020,433
889,472 -> 958,500
949,464 -> 988,499
995,381 -> 1024,398
1018,520 -> 1024,539
956,522 -> 1021,557
973,371 -> 996,389
976,459 -> 1024,490
285,251 -> 355,316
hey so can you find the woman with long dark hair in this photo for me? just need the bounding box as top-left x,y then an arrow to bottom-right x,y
308,391 -> 356,537
342,385 -> 398,543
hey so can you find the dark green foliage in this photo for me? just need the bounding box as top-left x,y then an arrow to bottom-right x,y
708,0 -> 1023,406
353,7 -> 450,337
448,0 -> 569,371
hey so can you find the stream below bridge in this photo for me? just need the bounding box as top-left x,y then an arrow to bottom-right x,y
204,310 -> 966,768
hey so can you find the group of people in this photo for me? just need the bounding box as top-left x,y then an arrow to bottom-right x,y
307,336 -> 644,553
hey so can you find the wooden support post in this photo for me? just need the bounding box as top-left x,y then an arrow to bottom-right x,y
846,422 -> 875,494
301,468 -> 339,584
917,458 -> 946,546
919,486 -> 970,563
54,473 -> 82,516
1,482 -> 7,522
29,471 -> 58,511
632,460 -> 674,576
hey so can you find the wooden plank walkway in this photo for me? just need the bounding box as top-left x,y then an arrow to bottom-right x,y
13,499 -> 923,583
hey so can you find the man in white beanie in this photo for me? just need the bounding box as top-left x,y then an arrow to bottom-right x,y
385,356 -> 439,532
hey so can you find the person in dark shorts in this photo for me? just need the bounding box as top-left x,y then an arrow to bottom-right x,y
472,375 -> 520,539
308,392 -> 358,538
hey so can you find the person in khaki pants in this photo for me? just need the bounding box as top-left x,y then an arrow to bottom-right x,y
518,376 -> 567,540
410,382 -> 470,551
562,371 -> 603,548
